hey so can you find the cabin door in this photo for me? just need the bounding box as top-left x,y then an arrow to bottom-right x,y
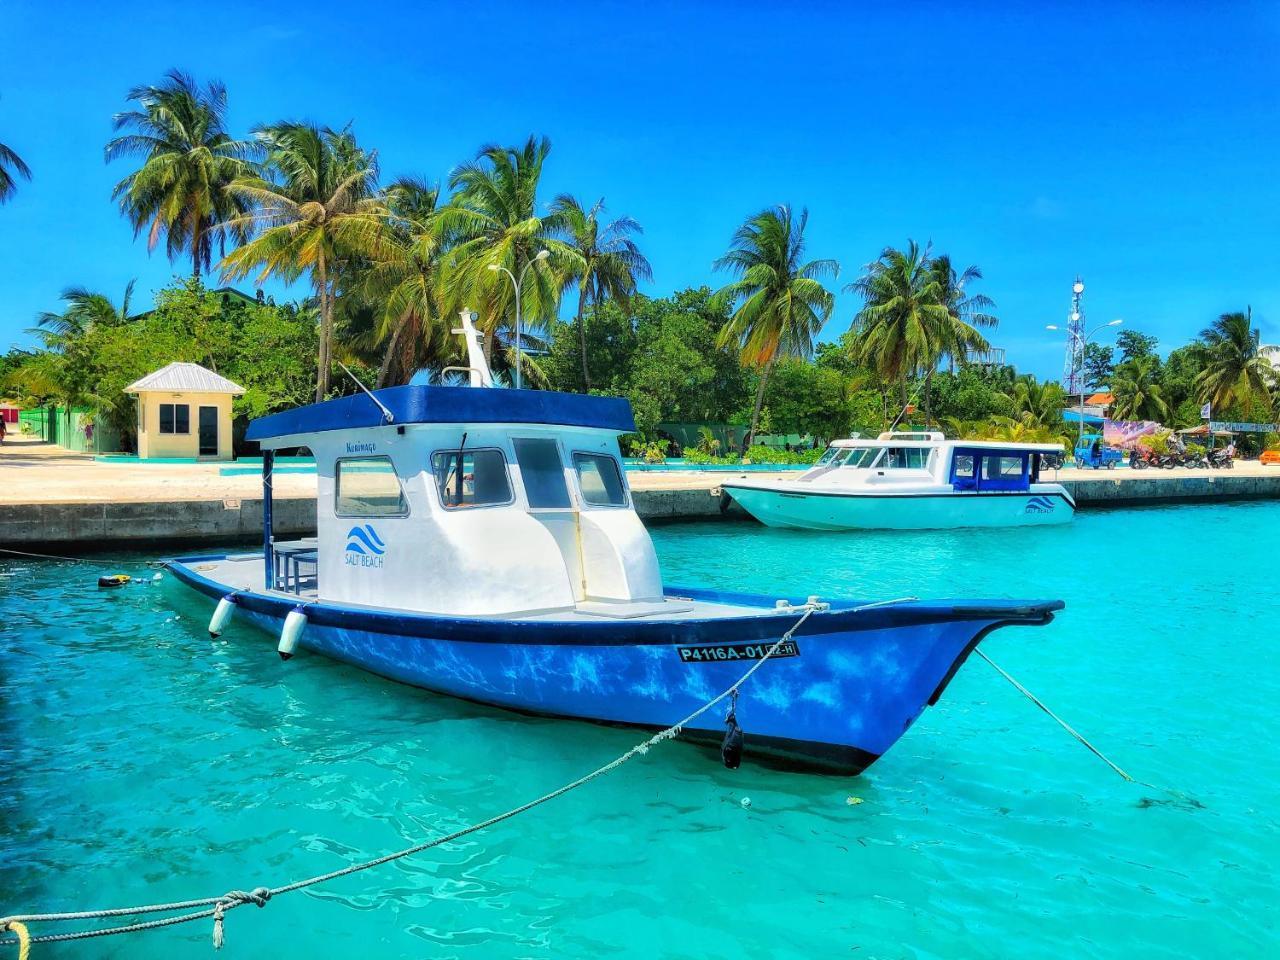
512,437 -> 586,600
198,406 -> 219,457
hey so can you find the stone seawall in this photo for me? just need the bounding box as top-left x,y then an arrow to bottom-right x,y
1065,471 -> 1280,505
2,471 -> 1278,547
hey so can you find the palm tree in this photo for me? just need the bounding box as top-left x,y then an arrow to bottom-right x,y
713,204 -> 838,447
105,71 -> 252,277
437,136 -> 573,368
1194,309 -> 1277,413
219,122 -> 385,401
550,195 -> 651,390
32,281 -> 138,342
847,241 -> 990,423
1111,356 -> 1169,421
931,255 -> 998,372
362,178 -> 449,387
1004,375 -> 1066,429
0,137 -> 30,204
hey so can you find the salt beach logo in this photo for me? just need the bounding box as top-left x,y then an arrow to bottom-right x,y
1024,495 -> 1056,515
345,524 -> 386,568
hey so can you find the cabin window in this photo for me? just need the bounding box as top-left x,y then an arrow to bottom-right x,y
159,403 -> 189,435
573,453 -> 627,507
840,447 -> 878,468
951,453 -> 978,490
816,446 -> 843,466
882,447 -> 928,469
984,455 -> 1027,481
431,448 -> 513,509
513,438 -> 572,509
335,457 -> 409,517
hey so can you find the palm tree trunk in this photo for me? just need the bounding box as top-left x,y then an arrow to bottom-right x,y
577,283 -> 591,391
191,215 -> 204,279
376,314 -> 409,389
315,252 -> 330,403
924,369 -> 933,427
745,357 -> 775,449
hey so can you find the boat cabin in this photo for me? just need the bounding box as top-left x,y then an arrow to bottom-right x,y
799,432 -> 1062,493
245,386 -> 663,617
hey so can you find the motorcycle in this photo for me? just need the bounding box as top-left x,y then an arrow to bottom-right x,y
1207,449 -> 1235,469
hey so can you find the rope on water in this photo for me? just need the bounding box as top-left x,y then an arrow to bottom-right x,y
975,648 -> 1198,808
0,547 -> 166,568
0,598 -> 853,952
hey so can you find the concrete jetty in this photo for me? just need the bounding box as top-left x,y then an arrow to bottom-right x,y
3,436 -> 1279,547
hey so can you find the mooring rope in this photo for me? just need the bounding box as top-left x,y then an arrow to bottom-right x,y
975,649 -> 1198,809
0,599 -> 847,952
0,547 -> 165,568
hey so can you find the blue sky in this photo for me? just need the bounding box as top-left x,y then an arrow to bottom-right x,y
2,0 -> 1278,379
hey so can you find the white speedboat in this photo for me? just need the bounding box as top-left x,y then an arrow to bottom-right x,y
722,432 -> 1074,530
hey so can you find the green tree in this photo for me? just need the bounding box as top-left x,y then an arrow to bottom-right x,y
550,195 -> 651,390
846,240 -> 989,422
0,133 -> 30,204
1004,375 -> 1065,430
713,204 -> 838,447
1111,356 -> 1170,421
105,71 -> 251,277
34,281 -> 139,340
1116,329 -> 1159,364
362,178 -> 449,387
931,255 -> 997,373
1081,342 -> 1114,389
1194,309 -> 1277,414
437,136 -> 572,375
220,122 -> 385,401
761,358 -> 851,440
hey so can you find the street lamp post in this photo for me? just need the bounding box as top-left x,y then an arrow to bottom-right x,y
489,249 -> 550,390
1047,318 -> 1123,452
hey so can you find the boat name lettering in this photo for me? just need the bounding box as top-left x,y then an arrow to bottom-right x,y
346,441 -> 376,454
677,641 -> 800,663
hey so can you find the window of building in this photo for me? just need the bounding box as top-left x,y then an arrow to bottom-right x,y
335,457 -> 408,517
573,453 -> 627,507
431,449 -> 513,509
159,403 -> 189,435
513,438 -> 571,509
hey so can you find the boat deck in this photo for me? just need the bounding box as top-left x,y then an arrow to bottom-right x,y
178,554 -> 779,624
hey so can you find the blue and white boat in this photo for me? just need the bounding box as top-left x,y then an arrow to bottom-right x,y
723,433 -> 1074,530
167,316 -> 1064,775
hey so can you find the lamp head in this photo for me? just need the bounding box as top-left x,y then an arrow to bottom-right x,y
487,264 -> 499,272
1046,324 -> 1060,331
1108,319 -> 1123,326
535,249 -> 550,261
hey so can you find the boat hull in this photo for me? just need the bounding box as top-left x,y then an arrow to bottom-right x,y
723,483 -> 1075,530
169,559 -> 1062,775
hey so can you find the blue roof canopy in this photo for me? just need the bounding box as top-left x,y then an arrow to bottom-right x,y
246,386 -> 636,442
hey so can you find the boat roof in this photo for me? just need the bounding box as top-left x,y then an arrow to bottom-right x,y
246,385 -> 635,442
830,434 -> 1063,453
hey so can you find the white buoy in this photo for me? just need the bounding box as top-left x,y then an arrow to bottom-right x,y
278,607 -> 307,661
208,595 -> 237,638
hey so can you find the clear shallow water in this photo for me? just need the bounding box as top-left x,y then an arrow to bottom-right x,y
1,502 -> 1277,958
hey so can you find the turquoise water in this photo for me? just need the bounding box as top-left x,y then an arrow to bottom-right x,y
2,502 -> 1277,958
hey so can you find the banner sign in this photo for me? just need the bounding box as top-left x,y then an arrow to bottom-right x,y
1209,421 -> 1279,433
1102,419 -> 1162,449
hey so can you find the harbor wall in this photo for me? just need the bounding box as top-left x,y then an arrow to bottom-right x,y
4,471 -> 1280,546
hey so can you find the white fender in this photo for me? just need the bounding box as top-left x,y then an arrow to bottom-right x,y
278,607 -> 307,661
208,595 -> 237,638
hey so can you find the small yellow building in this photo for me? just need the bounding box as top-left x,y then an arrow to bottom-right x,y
125,362 -> 245,460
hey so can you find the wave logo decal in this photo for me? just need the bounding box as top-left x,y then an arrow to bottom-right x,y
345,524 -> 386,568
1024,495 -> 1056,514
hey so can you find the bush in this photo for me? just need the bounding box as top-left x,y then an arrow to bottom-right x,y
742,444 -> 824,465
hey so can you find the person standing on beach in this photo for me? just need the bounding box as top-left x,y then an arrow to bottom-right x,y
0,417 -> 7,444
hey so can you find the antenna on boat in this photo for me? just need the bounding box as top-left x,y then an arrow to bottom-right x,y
336,360 -> 395,424
448,309 -> 495,388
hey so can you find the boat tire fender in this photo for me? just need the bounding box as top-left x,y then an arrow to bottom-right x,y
279,607 -> 308,661
721,694 -> 744,770
208,594 -> 237,638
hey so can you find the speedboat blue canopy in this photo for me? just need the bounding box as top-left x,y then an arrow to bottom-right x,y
246,385 -> 636,442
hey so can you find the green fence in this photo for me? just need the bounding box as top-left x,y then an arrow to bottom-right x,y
17,406 -> 124,453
